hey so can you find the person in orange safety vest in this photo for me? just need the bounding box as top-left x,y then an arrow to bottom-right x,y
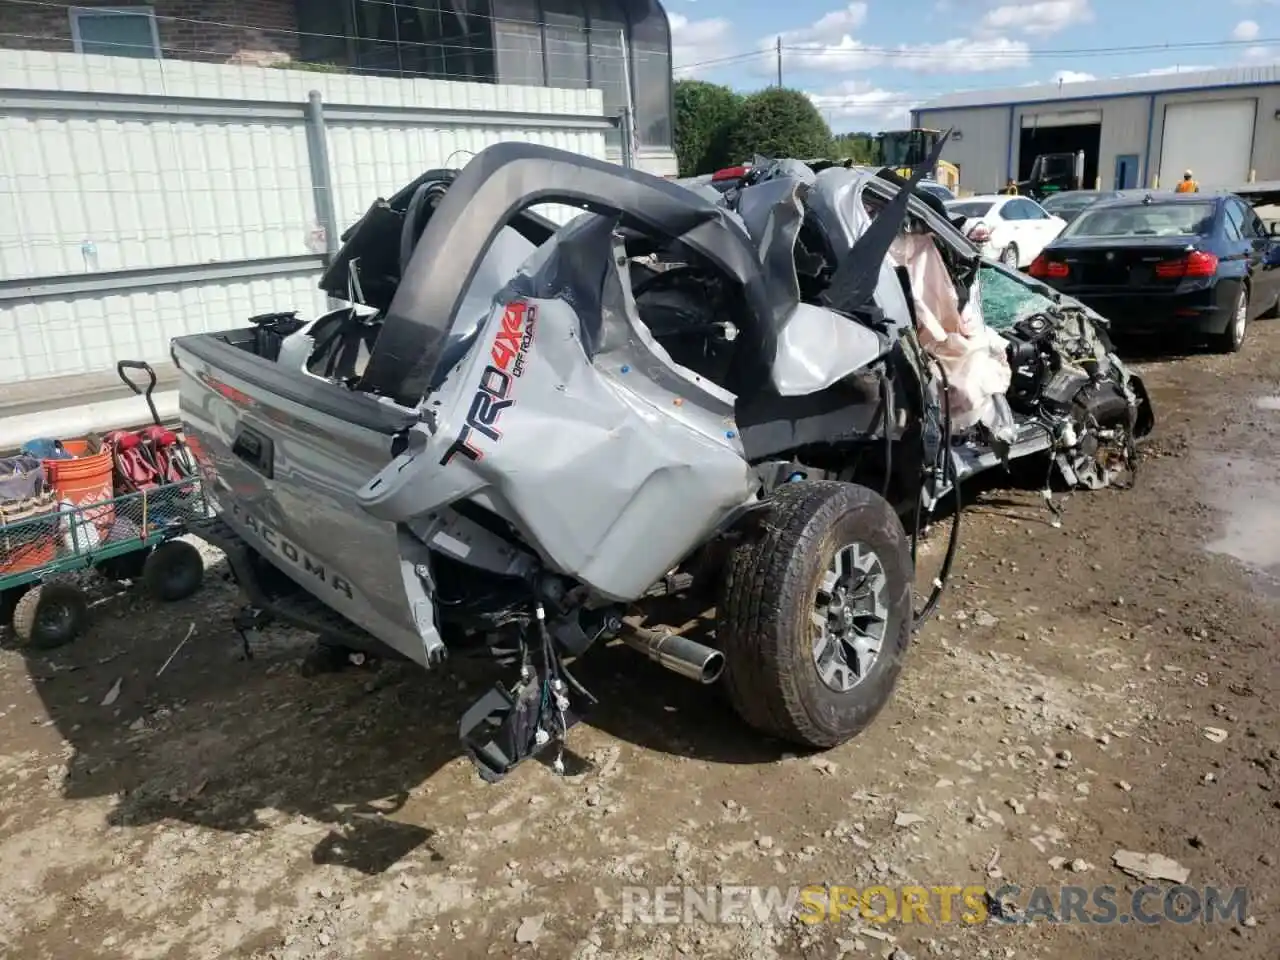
1175,169 -> 1200,193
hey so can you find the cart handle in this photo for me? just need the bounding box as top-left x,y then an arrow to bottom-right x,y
117,360 -> 161,426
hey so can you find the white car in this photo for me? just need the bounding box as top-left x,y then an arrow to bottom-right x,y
943,195 -> 1066,268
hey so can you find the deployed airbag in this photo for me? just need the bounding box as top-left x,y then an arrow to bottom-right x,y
888,234 -> 1013,437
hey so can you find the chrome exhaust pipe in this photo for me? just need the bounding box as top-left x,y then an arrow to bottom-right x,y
617,622 -> 725,685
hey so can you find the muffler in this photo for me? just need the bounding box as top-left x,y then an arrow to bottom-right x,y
617,620 -> 725,685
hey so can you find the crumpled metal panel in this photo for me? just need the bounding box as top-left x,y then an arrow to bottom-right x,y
805,169 -> 916,329
705,174 -> 891,395
772,302 -> 889,395
357,214 -> 754,602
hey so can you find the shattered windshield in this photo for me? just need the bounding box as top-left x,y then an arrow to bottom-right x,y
1064,202 -> 1216,238
980,263 -> 1057,331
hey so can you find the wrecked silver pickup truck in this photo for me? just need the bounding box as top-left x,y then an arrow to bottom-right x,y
172,142 -> 1152,781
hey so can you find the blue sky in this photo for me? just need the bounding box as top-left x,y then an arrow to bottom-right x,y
667,0 -> 1280,131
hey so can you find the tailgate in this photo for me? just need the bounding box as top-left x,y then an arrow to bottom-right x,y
171,332 -> 440,665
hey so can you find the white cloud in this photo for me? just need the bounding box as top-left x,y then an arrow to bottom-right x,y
668,12 -> 735,74
1233,19 -> 1261,40
806,80 -> 914,129
762,3 -> 1035,77
1052,69 -> 1096,83
978,0 -> 1093,37
782,2 -> 868,43
767,24 -> 1031,76
1129,64 -> 1214,76
1243,44 -> 1276,60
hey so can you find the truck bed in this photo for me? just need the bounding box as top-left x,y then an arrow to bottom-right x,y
171,325 -> 443,666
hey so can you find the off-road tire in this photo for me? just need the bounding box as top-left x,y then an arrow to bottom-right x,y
143,540 -> 205,602
1,585 -> 29,625
717,480 -> 914,749
1211,284 -> 1248,354
12,583 -> 89,649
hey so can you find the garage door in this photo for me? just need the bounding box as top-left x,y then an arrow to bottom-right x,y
1021,109 -> 1102,129
1159,100 -> 1256,189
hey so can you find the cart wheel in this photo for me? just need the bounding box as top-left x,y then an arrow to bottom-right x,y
12,583 -> 90,649
96,547 -> 153,582
2,584 -> 31,625
143,541 -> 205,602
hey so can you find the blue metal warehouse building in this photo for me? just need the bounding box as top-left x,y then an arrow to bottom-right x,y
912,65 -> 1280,195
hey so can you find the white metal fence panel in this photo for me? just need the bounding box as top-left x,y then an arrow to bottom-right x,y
0,275 -> 328,384
0,51 -> 610,388
324,122 -> 603,231
0,113 -> 314,278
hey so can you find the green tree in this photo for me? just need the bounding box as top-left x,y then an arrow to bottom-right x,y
673,79 -> 742,177
831,132 -> 877,164
727,88 -> 832,162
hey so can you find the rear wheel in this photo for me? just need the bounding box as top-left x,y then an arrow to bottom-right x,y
1,585 -> 30,626
143,540 -> 205,602
717,481 -> 914,749
1211,285 -> 1248,354
1000,244 -> 1019,268
12,583 -> 89,649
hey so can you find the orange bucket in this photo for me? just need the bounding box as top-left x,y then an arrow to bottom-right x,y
42,438 -> 116,544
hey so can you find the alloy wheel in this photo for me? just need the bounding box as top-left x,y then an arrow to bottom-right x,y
811,542 -> 890,693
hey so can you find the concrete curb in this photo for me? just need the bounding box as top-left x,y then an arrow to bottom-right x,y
0,391 -> 179,454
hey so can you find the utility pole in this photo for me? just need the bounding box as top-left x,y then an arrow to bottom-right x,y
776,36 -> 782,87
619,28 -> 637,168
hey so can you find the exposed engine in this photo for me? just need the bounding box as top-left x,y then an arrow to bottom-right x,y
997,301 -> 1151,490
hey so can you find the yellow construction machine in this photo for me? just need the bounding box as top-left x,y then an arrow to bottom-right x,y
875,128 -> 960,193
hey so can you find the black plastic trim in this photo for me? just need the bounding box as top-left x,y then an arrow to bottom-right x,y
360,141 -> 774,407
173,331 -> 419,435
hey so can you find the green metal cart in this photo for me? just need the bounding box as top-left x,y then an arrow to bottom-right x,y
1,478 -> 210,648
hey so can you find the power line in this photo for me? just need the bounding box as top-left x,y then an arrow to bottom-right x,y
783,37 -> 1280,60
673,50 -> 770,71
676,35 -> 1280,72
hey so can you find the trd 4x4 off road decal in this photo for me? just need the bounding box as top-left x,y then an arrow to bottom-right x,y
440,300 -> 538,465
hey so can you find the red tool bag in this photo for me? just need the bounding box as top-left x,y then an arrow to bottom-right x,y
137,425 -> 195,485
104,430 -> 162,493
104,427 -> 196,494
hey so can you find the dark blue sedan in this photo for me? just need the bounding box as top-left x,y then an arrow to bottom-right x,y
1028,192 -> 1280,352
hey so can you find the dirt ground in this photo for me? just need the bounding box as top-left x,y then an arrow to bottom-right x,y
1,325 -> 1278,960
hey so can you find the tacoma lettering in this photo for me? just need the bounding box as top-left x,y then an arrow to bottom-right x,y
233,505 -> 354,600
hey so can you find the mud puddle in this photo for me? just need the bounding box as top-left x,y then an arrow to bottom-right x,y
1201,451 -> 1280,595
